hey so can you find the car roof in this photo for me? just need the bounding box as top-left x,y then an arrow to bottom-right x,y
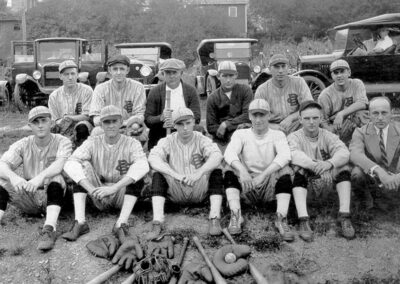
115,42 -> 172,49
197,38 -> 257,48
35,37 -> 86,42
334,13 -> 400,30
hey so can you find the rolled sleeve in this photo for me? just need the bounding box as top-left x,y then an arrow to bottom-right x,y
126,139 -> 149,181
326,132 -> 350,168
0,138 -> 25,170
272,132 -> 291,168
64,160 -> 87,183
224,132 -> 243,166
200,135 -> 222,159
56,137 -> 73,160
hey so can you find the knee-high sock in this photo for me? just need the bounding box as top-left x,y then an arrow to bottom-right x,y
116,195 -> 138,228
292,186 -> 309,218
226,187 -> 241,212
276,193 -> 291,217
209,194 -> 222,219
337,181 -> 351,213
73,193 -> 87,224
44,205 -> 61,230
152,196 -> 166,223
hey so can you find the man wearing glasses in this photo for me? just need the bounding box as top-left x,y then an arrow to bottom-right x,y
318,59 -> 369,144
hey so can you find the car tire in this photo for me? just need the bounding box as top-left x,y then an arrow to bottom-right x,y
206,76 -> 217,97
302,75 -> 326,101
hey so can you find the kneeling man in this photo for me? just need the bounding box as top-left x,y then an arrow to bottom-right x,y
63,105 -> 149,240
223,99 -> 294,240
147,107 -> 224,237
0,106 -> 72,251
288,101 -> 355,241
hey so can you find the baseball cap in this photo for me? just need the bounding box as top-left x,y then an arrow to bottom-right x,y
330,59 -> 350,72
100,105 -> 122,122
59,60 -> 78,73
28,106 -> 51,123
160,58 -> 185,71
107,55 -> 130,67
172,107 -> 194,124
298,100 -> 322,114
249,99 -> 270,114
218,61 -> 237,74
269,54 -> 289,66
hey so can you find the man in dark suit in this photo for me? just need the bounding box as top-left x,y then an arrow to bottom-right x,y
145,58 -> 201,150
350,96 -> 400,209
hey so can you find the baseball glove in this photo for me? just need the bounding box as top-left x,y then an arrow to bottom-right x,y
112,226 -> 144,270
177,263 -> 213,284
86,234 -> 120,259
131,255 -> 173,284
147,235 -> 174,259
212,244 -> 251,277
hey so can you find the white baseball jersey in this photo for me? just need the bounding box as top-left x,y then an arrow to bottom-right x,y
48,83 -> 93,120
255,76 -> 313,123
65,134 -> 148,184
89,78 -> 146,123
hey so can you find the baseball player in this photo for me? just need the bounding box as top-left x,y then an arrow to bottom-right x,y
63,105 -> 149,241
146,107 -> 224,238
255,54 -> 313,135
318,59 -> 369,145
89,55 -> 147,140
48,60 -> 93,148
224,99 -> 294,240
0,106 -> 72,251
288,100 -> 355,241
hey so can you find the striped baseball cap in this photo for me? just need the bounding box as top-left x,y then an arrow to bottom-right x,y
59,60 -> 78,73
172,107 -> 194,124
100,105 -> 122,122
218,61 -> 237,74
249,99 -> 270,114
330,59 -> 350,72
28,106 -> 52,123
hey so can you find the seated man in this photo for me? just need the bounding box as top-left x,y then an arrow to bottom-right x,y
0,106 -> 72,251
318,59 -> 369,145
48,60 -> 93,148
288,101 -> 355,241
353,27 -> 394,56
206,61 -> 253,147
223,99 -> 294,240
350,97 -> 400,209
63,105 -> 149,241
146,108 -> 224,237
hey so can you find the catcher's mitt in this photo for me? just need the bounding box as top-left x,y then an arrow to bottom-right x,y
131,255 -> 173,284
86,234 -> 120,259
212,244 -> 251,277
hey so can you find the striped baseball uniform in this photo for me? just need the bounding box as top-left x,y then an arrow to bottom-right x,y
318,78 -> 369,144
288,128 -> 350,195
224,128 -> 292,203
90,78 -> 146,124
255,76 -> 312,133
64,134 -> 149,209
149,132 -> 221,204
48,83 -> 93,120
0,134 -> 72,212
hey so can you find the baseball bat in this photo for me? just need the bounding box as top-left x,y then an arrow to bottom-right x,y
169,237 -> 189,284
165,90 -> 171,135
86,265 -> 121,284
222,229 -> 269,284
120,274 -> 135,284
192,236 -> 227,284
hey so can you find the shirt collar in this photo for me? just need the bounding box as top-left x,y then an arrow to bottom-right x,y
166,82 -> 182,91
374,124 -> 389,135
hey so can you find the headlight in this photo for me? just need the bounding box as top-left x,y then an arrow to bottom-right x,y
253,65 -> 261,73
33,70 -> 41,80
140,65 -> 152,77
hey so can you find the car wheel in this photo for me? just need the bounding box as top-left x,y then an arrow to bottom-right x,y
302,75 -> 325,101
206,76 -> 217,97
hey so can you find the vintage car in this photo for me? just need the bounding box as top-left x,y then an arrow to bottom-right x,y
195,38 -> 258,96
0,38 -> 106,109
96,42 -> 172,93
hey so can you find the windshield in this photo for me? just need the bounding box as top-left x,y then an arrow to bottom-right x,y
119,47 -> 159,62
37,41 -> 77,63
13,42 -> 34,63
214,42 -> 251,60
333,29 -> 348,51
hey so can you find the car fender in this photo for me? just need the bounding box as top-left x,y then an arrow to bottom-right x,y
78,72 -> 89,83
96,71 -> 108,84
0,80 -> 9,101
207,69 -> 218,77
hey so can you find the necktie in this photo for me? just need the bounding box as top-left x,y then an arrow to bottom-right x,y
379,129 -> 389,169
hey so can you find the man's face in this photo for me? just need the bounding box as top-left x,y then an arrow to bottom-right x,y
249,111 -> 269,132
174,118 -> 194,139
300,107 -> 322,133
218,73 -> 237,91
109,64 -> 129,83
60,67 -> 78,88
378,28 -> 389,39
331,68 -> 350,86
270,63 -> 289,82
163,69 -> 182,88
29,116 -> 52,138
370,99 -> 392,129
101,117 -> 122,138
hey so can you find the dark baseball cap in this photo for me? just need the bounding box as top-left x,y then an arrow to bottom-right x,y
107,55 -> 130,67
298,100 -> 322,114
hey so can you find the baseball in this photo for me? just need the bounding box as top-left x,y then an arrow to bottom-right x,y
130,123 -> 140,131
224,252 -> 237,264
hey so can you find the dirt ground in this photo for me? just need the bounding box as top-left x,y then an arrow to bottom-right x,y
1,110 -> 400,284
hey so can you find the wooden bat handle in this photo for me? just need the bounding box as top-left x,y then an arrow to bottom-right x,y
222,228 -> 269,284
192,236 -> 227,284
86,265 -> 121,284
165,90 -> 171,135
168,237 -> 190,284
120,274 -> 135,284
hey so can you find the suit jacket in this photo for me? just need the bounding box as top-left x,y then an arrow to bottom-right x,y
350,122 -> 400,173
145,81 -> 201,150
